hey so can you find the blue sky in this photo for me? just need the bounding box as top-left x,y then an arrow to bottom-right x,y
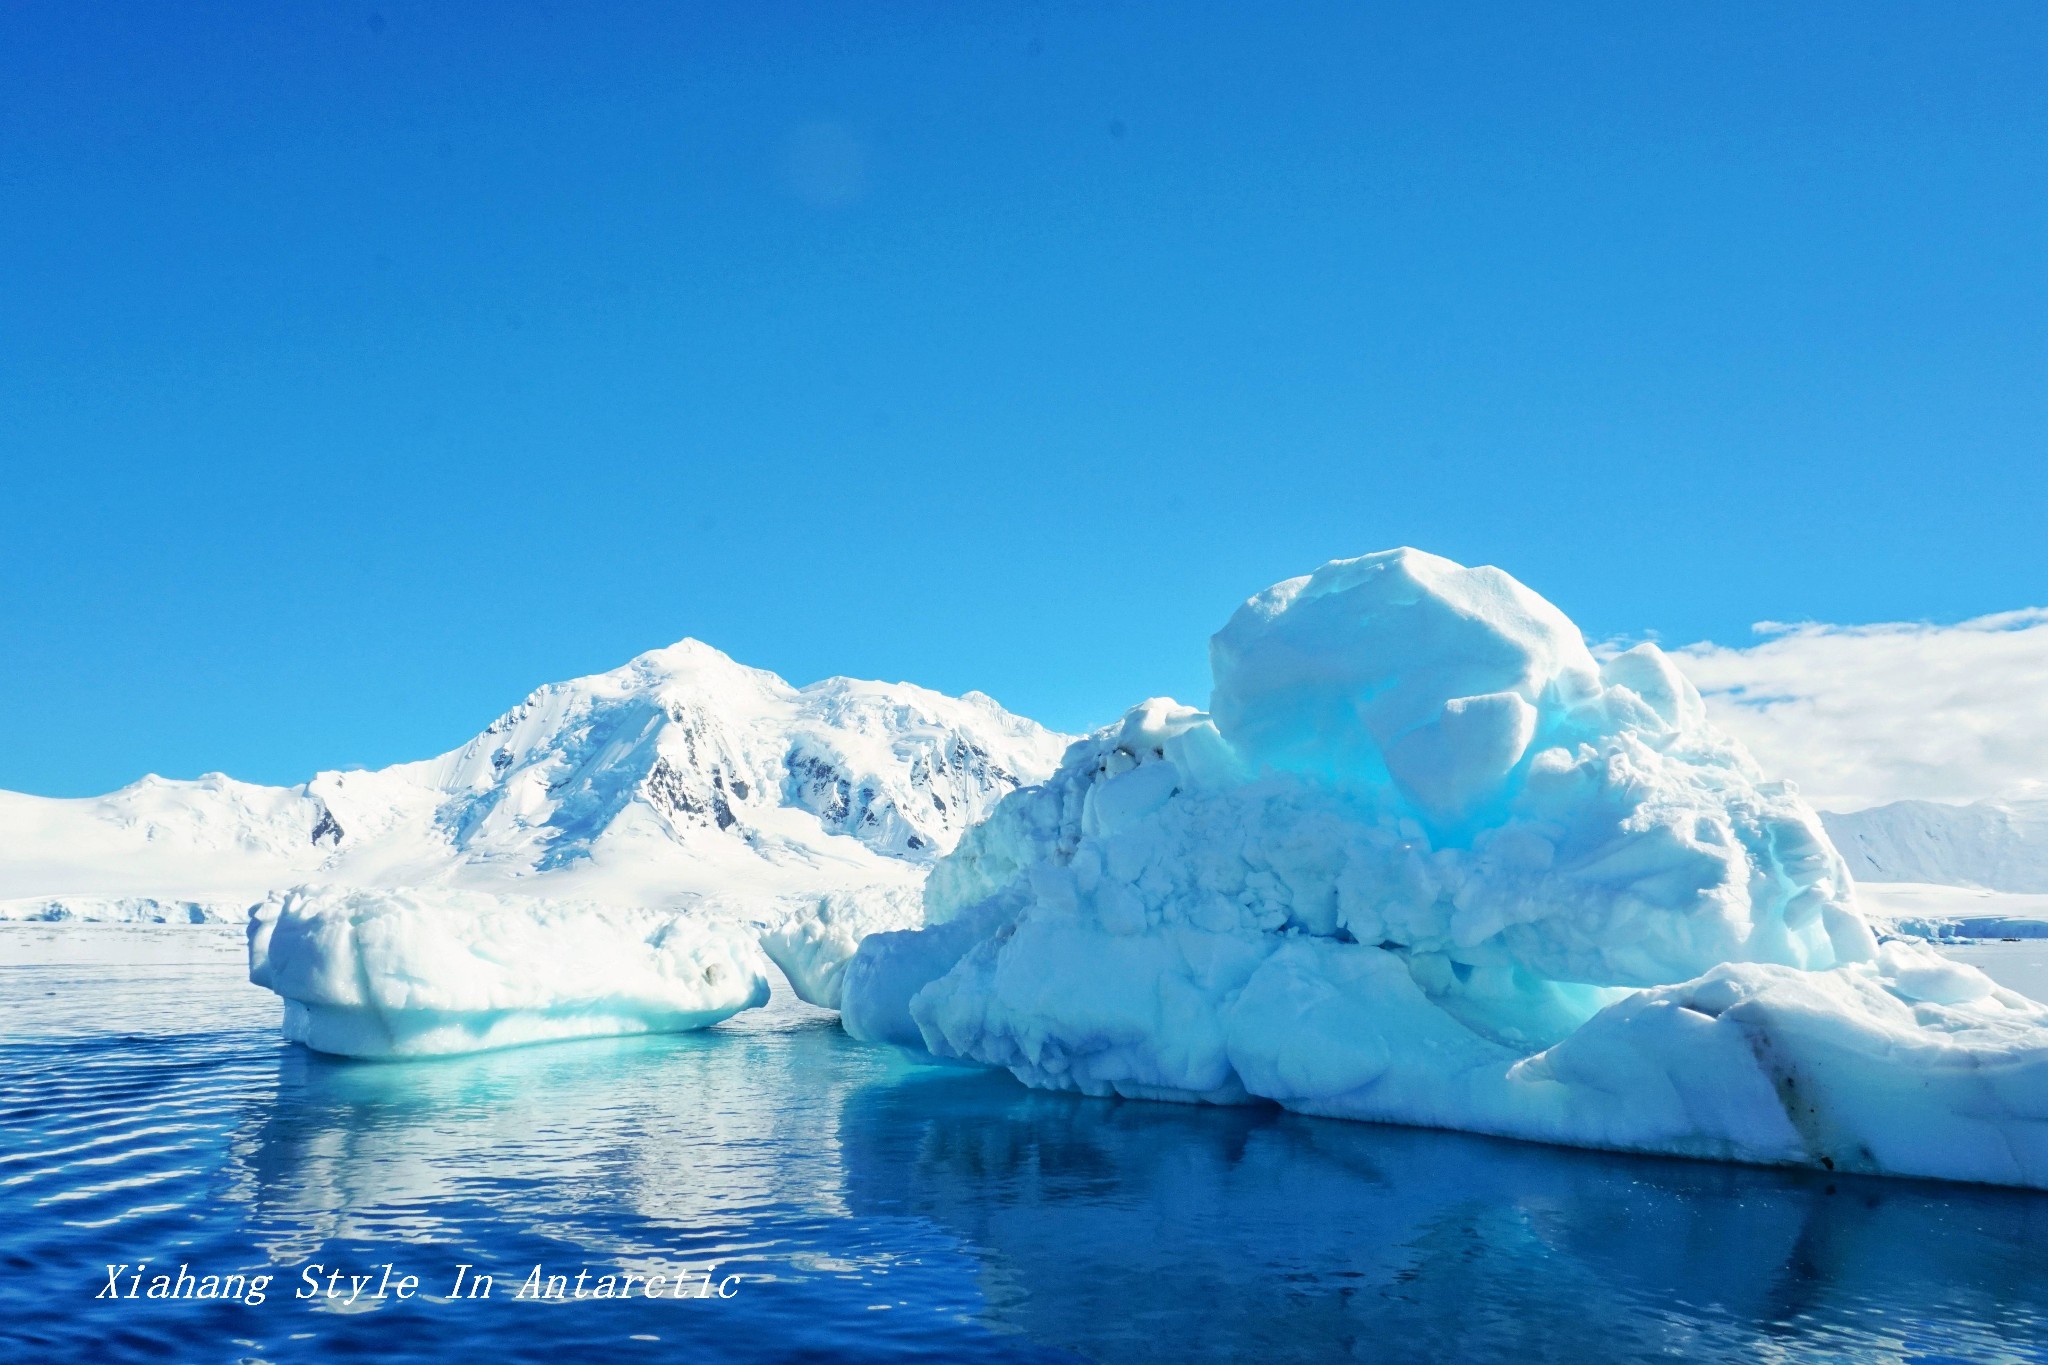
3,2 -> 2043,796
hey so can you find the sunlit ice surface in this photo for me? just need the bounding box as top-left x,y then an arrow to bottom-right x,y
4,924 -> 2046,1364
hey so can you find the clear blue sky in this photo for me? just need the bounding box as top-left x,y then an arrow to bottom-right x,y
3,2 -> 2043,796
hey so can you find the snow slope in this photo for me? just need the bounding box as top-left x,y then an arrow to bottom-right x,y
0,774 -> 355,921
1822,799 -> 2048,894
0,640 -> 1068,920
842,549 -> 2048,1189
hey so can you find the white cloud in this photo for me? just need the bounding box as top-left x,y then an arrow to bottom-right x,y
1669,609 -> 2048,813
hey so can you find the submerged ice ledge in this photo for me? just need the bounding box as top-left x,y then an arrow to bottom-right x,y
842,548 -> 2048,1189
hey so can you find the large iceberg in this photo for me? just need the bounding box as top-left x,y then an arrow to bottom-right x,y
249,886 -> 770,1058
842,549 -> 2048,1188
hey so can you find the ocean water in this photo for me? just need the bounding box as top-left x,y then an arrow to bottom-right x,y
4,925 -> 2047,1365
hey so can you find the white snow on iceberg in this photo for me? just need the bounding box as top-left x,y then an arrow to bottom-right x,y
842,549 -> 2048,1188
249,885 -> 770,1058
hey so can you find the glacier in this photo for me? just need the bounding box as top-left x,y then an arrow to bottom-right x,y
1815,789 -> 2048,944
1823,797 -> 2048,895
842,549 -> 2048,1188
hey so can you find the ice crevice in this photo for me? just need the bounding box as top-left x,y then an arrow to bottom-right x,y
841,548 -> 2048,1189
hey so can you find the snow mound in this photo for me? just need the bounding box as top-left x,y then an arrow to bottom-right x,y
248,886 -> 770,1058
843,548 -> 2048,1188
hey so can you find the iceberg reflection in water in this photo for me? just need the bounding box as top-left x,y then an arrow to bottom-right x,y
839,1069 -> 2048,1363
3,929 -> 2046,1364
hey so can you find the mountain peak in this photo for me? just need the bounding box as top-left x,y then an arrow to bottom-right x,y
634,637 -> 738,668
0,637 -> 1078,915
576,638 -> 797,705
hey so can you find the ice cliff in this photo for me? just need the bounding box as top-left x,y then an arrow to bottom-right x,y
841,549 -> 2048,1188
1823,797 -> 2048,894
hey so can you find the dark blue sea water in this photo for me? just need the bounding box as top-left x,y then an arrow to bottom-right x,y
4,924 -> 2047,1365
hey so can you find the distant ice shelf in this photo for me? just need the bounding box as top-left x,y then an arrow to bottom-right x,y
0,895 -> 256,924
1858,882 -> 2048,943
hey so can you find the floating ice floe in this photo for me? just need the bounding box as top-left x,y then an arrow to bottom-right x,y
249,885 -> 771,1058
842,548 -> 2048,1188
757,886 -> 926,1010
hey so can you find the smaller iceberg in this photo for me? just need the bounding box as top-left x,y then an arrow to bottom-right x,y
249,886 -> 770,1058
843,548 -> 2048,1188
757,887 -> 925,1011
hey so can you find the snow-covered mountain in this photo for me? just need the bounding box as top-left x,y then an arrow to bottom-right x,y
1822,797 -> 2048,893
0,640 -> 1071,921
